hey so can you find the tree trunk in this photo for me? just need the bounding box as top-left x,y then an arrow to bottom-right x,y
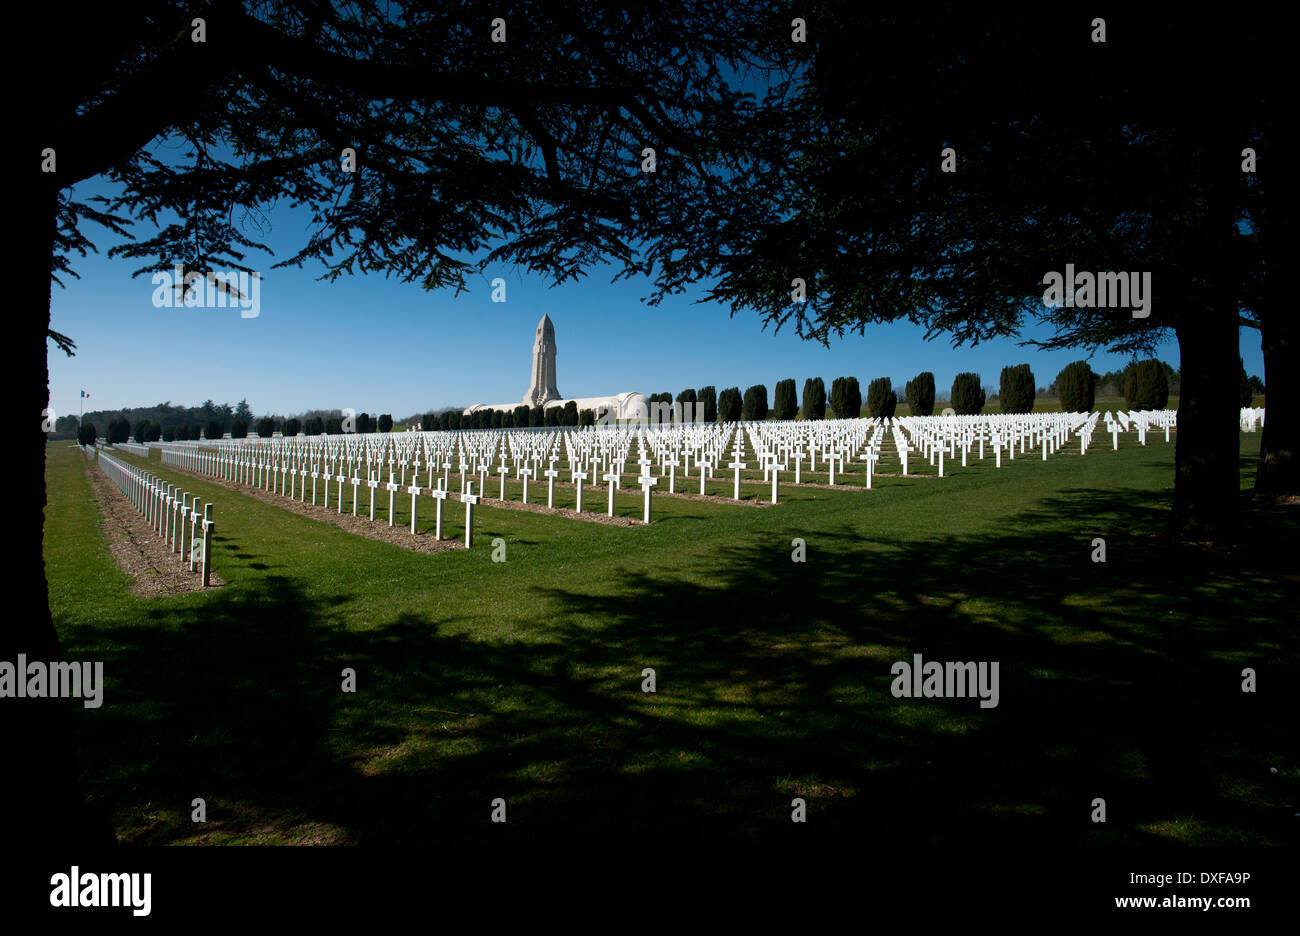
5,178 -> 113,846
1171,307 -> 1241,541
1255,312 -> 1297,493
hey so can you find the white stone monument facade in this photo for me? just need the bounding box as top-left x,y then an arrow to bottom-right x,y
464,314 -> 647,420
525,313 -> 561,407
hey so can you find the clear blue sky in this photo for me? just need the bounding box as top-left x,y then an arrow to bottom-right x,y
48,177 -> 1262,421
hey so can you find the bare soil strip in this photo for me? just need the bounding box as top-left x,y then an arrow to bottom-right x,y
83,456 -> 226,596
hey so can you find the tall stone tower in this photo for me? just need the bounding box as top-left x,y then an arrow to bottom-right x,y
523,313 -> 561,407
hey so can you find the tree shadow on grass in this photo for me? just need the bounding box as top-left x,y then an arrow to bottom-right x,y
67,487 -> 1297,846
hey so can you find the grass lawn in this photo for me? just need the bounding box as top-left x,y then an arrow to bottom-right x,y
43,430 -> 1297,844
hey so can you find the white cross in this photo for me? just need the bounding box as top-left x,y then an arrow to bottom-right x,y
430,484 -> 449,540
663,457 -> 679,493
162,484 -> 173,542
189,499 -> 203,570
544,467 -> 559,508
520,465 -> 534,504
638,471 -> 658,523
179,494 -> 191,554
385,472 -> 400,526
407,482 -> 423,534
462,482 -> 479,547
572,469 -> 587,512
728,458 -> 747,501
367,472 -> 380,520
770,463 -> 785,503
604,471 -> 619,518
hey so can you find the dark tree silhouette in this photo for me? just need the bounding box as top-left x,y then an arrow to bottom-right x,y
23,2 -> 793,840
1056,362 -> 1096,414
1126,360 -> 1171,412
696,387 -> 718,424
773,379 -> 798,420
717,387 -> 742,422
999,365 -> 1036,415
801,378 -> 826,420
667,9 -> 1269,539
905,372 -> 936,417
951,374 -> 986,416
867,377 -> 897,418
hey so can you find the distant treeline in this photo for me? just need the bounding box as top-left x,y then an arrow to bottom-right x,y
60,399 -> 400,442
55,357 -> 1264,443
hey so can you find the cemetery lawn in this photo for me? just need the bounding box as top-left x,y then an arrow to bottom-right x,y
44,436 -> 1298,845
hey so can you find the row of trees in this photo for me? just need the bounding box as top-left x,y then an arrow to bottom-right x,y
421,358 -> 1206,434
78,354 -> 1252,449
635,360 -> 1179,423
73,352 -> 1247,445
73,402 -> 406,441
425,402 -> 585,432
79,399 -> 255,439
640,359 -> 1199,423
349,413 -> 395,434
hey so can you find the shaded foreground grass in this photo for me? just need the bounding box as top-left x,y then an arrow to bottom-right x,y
43,435 -> 1298,845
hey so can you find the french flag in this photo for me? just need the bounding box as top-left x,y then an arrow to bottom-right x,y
81,390 -> 89,399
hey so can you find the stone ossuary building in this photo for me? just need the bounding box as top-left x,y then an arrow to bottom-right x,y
463,314 -> 647,421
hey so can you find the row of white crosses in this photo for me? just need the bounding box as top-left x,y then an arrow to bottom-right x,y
1240,407 -> 1266,433
538,410 -> 1148,493
207,414 -> 1159,499
153,406 -> 1180,536
893,412 -> 1102,472
742,420 -> 882,494
714,409 -> 1170,491
162,428 -> 670,524
1103,409 -> 1177,449
95,448 -> 214,586
159,438 -> 484,545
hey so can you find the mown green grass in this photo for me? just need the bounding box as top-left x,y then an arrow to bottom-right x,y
43,431 -> 1297,845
